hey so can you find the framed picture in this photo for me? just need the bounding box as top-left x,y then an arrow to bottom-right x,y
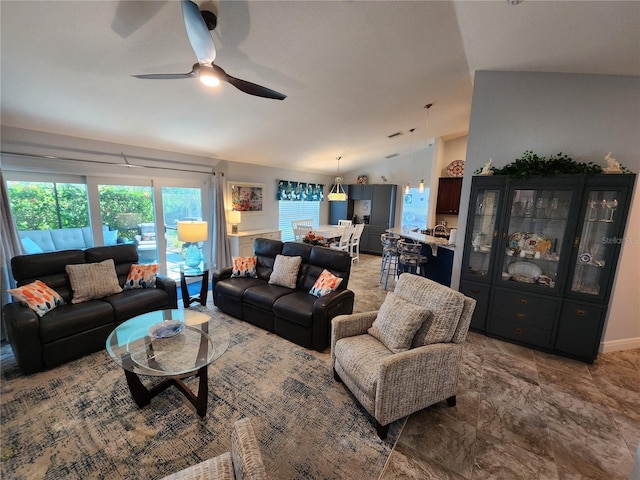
229,181 -> 265,214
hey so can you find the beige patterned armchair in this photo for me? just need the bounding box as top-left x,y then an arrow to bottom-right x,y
160,418 -> 267,480
331,274 -> 476,439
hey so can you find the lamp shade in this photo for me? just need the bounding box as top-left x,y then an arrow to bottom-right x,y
177,221 -> 208,242
228,211 -> 242,225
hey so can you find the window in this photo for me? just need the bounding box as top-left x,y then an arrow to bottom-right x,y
7,179 -> 92,253
401,187 -> 430,232
278,201 -> 321,241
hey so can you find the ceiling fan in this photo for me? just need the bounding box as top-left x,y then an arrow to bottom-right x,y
133,0 -> 286,100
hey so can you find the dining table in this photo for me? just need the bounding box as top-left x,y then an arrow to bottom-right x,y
311,224 -> 345,242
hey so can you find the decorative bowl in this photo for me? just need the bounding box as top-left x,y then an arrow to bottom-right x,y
148,320 -> 185,339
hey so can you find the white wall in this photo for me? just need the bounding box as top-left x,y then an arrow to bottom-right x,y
342,144 -> 437,229
1,126 -> 463,234
456,71 -> 640,350
224,162 -> 334,232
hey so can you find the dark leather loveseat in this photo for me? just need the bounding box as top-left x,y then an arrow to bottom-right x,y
212,238 -> 355,351
3,244 -> 178,374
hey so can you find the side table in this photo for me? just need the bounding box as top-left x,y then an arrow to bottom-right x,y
173,263 -> 210,308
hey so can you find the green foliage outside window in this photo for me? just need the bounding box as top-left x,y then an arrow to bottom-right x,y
8,182 -> 89,230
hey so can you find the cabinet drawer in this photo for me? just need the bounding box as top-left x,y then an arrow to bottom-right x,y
491,290 -> 558,330
488,316 -> 553,348
459,281 -> 490,332
554,302 -> 605,362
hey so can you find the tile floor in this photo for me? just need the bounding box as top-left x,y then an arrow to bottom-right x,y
346,253 -> 639,480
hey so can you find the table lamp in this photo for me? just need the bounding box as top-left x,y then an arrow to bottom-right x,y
177,220 -> 208,267
228,211 -> 241,234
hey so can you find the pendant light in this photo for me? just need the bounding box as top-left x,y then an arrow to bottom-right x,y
328,156 -> 348,201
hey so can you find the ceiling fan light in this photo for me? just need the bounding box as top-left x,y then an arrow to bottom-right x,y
198,66 -> 220,87
418,179 -> 425,193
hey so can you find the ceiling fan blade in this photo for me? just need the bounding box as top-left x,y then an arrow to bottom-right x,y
212,65 -> 286,100
132,72 -> 196,80
181,0 -> 216,64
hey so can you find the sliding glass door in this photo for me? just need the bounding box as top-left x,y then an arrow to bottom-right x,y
7,172 -> 208,278
161,185 -> 204,280
97,183 -> 157,262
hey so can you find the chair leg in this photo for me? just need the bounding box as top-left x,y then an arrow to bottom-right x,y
446,395 -> 456,407
333,368 -> 342,383
379,253 -> 388,283
376,421 -> 389,440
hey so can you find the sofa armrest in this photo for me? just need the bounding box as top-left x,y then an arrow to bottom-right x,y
2,302 -> 44,374
330,311 -> 377,368
310,289 -> 354,351
212,267 -> 233,286
375,343 -> 463,425
155,274 -> 178,309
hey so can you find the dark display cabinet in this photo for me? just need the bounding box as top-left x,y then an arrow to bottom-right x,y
460,174 -> 635,363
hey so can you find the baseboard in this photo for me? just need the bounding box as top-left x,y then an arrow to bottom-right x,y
599,337 -> 640,353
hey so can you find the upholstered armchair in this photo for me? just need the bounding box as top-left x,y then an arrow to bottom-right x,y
331,274 -> 476,439
160,418 -> 267,480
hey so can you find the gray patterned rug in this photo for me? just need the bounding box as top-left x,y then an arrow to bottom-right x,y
0,306 -> 403,480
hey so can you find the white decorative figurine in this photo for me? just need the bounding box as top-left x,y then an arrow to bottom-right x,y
603,152 -> 622,174
480,158 -> 493,175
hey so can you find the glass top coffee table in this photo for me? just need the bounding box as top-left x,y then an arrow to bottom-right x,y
106,309 -> 229,417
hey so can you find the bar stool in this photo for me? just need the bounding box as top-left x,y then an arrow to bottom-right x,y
379,233 -> 399,290
397,239 -> 428,277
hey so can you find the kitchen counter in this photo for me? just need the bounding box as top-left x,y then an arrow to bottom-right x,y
386,228 -> 455,254
386,228 -> 455,287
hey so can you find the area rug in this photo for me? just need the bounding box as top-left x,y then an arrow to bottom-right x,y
0,307 -> 404,480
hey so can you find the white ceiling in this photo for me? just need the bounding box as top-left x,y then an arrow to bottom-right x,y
1,1 -> 638,175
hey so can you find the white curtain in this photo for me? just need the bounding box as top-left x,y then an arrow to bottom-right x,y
1,169 -> 24,337
209,173 -> 232,270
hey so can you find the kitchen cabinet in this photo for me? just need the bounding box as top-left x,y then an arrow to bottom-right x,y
361,225 -> 387,255
460,174 -> 635,363
356,185 -> 397,254
349,184 -> 373,200
369,184 -> 397,227
436,177 -> 463,215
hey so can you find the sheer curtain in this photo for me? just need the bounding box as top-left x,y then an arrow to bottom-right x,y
1,169 -> 24,336
209,172 -> 232,270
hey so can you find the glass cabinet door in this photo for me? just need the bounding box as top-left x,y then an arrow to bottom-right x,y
568,188 -> 627,300
463,186 -> 502,281
500,188 -> 574,291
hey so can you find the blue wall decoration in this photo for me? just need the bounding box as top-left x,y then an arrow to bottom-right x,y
277,180 -> 324,201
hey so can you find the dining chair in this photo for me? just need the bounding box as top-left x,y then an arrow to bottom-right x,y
349,224 -> 365,262
291,219 -> 315,241
330,224 -> 355,253
337,219 -> 353,226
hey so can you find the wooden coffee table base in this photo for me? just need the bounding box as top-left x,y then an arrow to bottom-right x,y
123,365 -> 209,418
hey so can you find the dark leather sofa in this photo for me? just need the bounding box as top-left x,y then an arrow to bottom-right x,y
3,244 -> 178,374
212,238 -> 355,351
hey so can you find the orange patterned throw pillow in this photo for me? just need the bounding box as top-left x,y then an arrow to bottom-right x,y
309,269 -> 343,298
123,264 -> 158,290
8,280 -> 65,317
231,256 -> 258,278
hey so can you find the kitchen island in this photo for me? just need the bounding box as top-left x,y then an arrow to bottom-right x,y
387,228 -> 455,287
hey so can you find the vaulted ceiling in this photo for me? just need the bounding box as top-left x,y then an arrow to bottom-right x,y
1,1 -> 638,174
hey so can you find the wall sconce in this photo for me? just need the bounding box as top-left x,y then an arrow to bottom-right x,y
404,183 -> 411,194
418,179 -> 425,193
177,220 -> 208,267
228,210 -> 242,234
